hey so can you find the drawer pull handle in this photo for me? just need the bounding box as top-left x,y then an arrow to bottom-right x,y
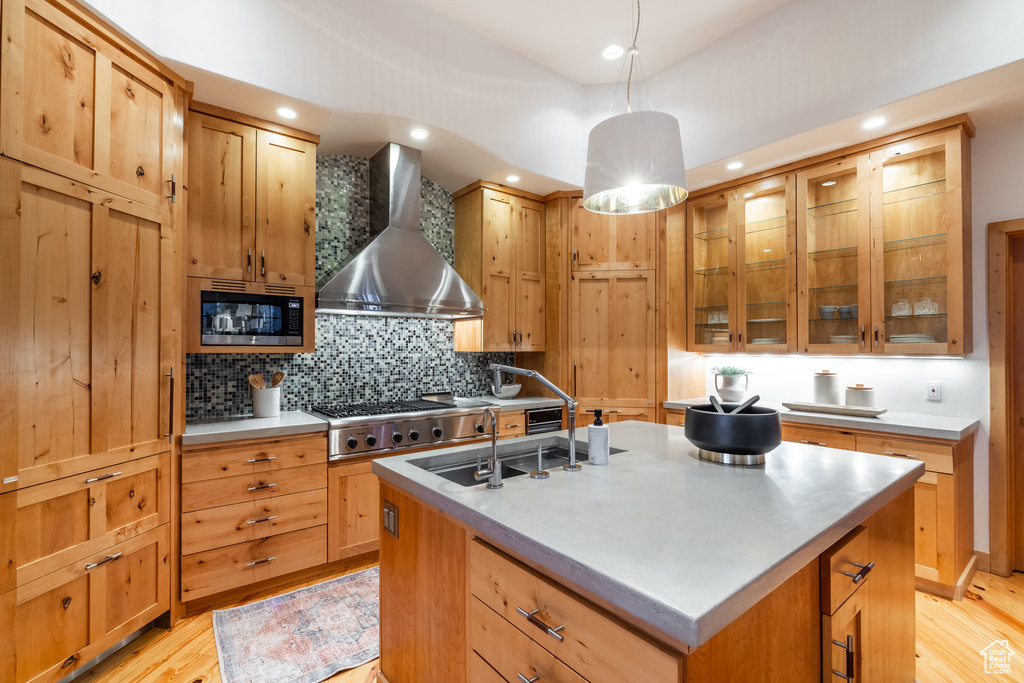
517,675 -> 540,683
247,455 -> 277,463
800,440 -> 825,446
247,556 -> 276,567
831,634 -> 855,680
86,471 -> 122,483
247,515 -> 277,525
840,560 -> 875,584
882,451 -> 916,459
247,483 -> 277,491
516,606 -> 565,643
85,552 -> 122,570
506,424 -> 522,429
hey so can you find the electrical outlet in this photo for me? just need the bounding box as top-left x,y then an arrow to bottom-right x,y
383,500 -> 399,538
926,381 -> 941,402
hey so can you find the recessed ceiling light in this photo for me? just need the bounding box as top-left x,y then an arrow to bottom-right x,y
276,107 -> 297,119
602,44 -> 624,60
506,175 -> 520,183
744,192 -> 754,198
726,161 -> 743,171
410,128 -> 429,140
862,116 -> 887,130
822,180 -> 837,187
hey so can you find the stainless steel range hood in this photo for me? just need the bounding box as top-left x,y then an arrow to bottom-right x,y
316,143 -> 485,318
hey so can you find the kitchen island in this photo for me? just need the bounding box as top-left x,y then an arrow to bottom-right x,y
372,421 -> 924,682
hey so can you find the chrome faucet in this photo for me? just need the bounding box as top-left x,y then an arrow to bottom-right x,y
473,407 -> 502,488
489,363 -> 580,471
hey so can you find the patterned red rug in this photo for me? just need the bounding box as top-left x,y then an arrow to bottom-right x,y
213,567 -> 379,683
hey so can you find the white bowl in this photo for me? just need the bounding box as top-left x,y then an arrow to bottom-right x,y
491,383 -> 522,399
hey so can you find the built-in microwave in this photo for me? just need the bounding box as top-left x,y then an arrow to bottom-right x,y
188,279 -> 313,352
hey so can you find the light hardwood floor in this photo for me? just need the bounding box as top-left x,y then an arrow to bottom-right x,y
77,565 -> 1023,683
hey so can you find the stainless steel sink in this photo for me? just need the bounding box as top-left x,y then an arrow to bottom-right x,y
409,437 -> 623,487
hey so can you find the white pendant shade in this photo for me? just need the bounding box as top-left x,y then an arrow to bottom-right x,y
583,110 -> 688,214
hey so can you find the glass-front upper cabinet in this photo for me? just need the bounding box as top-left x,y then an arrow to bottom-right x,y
868,129 -> 970,355
736,175 -> 796,352
687,191 -> 737,351
797,157 -> 872,354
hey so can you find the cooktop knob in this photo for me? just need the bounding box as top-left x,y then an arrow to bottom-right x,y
392,432 -> 403,444
408,429 -> 420,441
346,437 -> 358,449
365,434 -> 378,447
474,423 -> 485,434
432,426 -> 443,438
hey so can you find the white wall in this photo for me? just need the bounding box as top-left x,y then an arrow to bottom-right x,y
701,115 -> 1024,553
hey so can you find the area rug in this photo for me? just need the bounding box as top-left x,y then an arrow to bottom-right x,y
213,567 -> 380,683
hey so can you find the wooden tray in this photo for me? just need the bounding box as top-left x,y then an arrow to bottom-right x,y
781,402 -> 887,418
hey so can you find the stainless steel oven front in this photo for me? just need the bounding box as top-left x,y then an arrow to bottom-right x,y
526,407 -> 563,434
199,288 -> 304,347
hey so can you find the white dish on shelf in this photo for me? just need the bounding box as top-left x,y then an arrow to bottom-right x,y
827,335 -> 858,343
750,338 -> 785,344
889,334 -> 936,343
747,318 -> 785,323
782,401 -> 887,417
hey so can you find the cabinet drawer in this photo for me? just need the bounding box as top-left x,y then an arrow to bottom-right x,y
782,424 -> 856,451
3,525 -> 169,683
182,436 -> 326,483
181,463 -> 325,513
469,651 -> 510,683
181,525 -> 326,602
181,489 -> 327,555
470,597 -> 586,683
855,435 -> 953,474
664,410 -> 686,427
469,540 -> 681,683
499,410 -> 526,438
820,526 -> 872,615
1,453 -> 169,589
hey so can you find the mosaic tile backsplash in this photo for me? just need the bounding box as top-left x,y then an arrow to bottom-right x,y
186,154 -> 510,420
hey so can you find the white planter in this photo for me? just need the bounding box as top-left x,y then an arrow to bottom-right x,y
715,374 -> 748,403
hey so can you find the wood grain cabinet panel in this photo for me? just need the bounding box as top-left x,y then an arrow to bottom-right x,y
497,410 -> 526,439
0,0 -> 184,210
181,463 -> 326,513
0,525 -> 169,683
781,424 -> 857,451
572,199 -> 656,270
255,130 -> 316,287
180,435 -> 327,483
327,460 -> 380,562
0,160 -> 174,492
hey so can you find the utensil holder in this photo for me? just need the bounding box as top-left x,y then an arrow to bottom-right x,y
252,387 -> 281,418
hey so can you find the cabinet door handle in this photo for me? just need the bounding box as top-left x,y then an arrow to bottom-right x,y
800,440 -> 825,446
261,250 -> 266,276
516,607 -> 565,642
860,325 -> 866,348
839,560 -> 875,584
246,556 -> 276,567
165,173 -> 176,203
164,366 -> 175,439
874,324 -> 879,347
517,675 -> 540,683
831,634 -> 855,680
85,552 -> 122,570
247,455 -> 277,463
882,451 -> 917,459
248,248 -> 253,273
505,423 -> 522,429
517,330 -> 523,344
247,482 -> 277,491
86,471 -> 122,483
572,249 -> 578,266
737,330 -> 743,348
247,515 -> 277,525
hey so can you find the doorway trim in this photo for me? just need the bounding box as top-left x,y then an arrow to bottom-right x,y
988,217 -> 1024,575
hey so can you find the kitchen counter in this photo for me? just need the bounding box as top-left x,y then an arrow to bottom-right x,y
372,420 -> 922,648
663,398 -> 979,441
478,396 -> 564,411
182,411 -> 327,446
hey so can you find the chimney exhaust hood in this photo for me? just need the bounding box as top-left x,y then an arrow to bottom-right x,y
315,143 -> 485,318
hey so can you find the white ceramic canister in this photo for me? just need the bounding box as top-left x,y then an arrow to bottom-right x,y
845,384 -> 876,408
252,387 -> 281,418
715,373 -> 748,402
813,370 -> 841,405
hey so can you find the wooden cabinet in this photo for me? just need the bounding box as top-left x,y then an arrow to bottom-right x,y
453,185 -> 546,352
571,271 -> 656,412
781,424 -> 857,451
327,459 -> 380,562
187,106 -> 317,287
687,175 -> 797,353
572,198 -> 656,270
576,405 -> 655,427
0,160 -> 175,492
0,525 -> 169,683
0,0 -> 185,211
179,434 -> 327,602
663,409 -> 686,427
498,410 -> 526,439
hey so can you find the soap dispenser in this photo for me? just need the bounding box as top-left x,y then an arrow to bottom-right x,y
588,409 -> 610,465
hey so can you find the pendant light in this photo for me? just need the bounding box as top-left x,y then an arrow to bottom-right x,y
583,0 -> 688,215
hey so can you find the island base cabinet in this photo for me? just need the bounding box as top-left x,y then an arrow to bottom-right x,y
327,460 -> 380,562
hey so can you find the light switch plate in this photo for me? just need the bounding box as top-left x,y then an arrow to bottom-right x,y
926,381 -> 941,402
383,500 -> 399,538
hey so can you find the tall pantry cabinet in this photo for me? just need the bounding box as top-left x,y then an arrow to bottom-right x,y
0,0 -> 187,680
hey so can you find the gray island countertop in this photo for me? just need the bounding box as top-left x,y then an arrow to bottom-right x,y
372,420 -> 923,650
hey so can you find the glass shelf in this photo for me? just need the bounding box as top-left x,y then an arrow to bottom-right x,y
695,323 -> 730,328
814,317 -> 859,322
745,215 -> 786,230
747,300 -> 787,306
694,265 -> 730,276
885,313 -> 947,321
693,226 -> 729,240
747,318 -> 786,323
807,246 -> 858,260
883,275 -> 947,286
744,257 -> 787,269
806,196 -> 858,211
808,283 -> 858,291
694,305 -> 729,311
882,232 -> 947,251
882,178 -> 946,205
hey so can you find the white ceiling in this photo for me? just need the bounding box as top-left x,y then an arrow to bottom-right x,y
407,0 -> 792,85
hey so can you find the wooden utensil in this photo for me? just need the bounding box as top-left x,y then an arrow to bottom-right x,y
248,375 -> 262,390
272,371 -> 285,388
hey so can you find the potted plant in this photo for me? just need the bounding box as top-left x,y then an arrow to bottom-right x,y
711,365 -> 751,403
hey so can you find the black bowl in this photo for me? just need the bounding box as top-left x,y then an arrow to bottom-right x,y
683,404 -> 782,455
